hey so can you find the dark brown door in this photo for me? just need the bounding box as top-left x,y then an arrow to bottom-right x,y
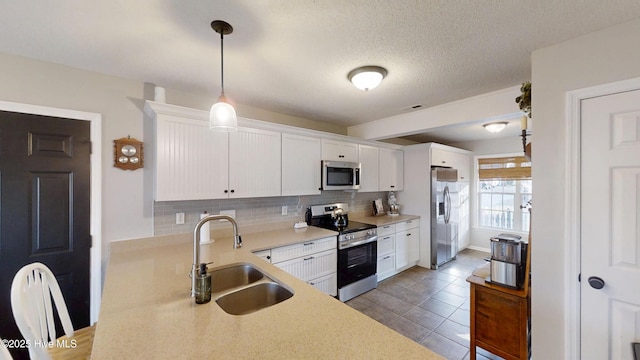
0,110 -> 91,359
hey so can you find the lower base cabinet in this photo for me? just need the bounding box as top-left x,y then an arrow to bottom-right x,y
377,219 -> 420,281
253,236 -> 337,296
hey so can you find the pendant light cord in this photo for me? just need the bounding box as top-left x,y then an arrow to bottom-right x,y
220,31 -> 225,97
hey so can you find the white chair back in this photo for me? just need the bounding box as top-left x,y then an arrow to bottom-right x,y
0,337 -> 13,360
10,262 -> 75,360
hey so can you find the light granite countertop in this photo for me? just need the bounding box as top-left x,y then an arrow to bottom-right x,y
92,225 -> 442,359
353,213 -> 420,227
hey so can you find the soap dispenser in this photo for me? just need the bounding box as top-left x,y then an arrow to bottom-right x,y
195,263 -> 211,304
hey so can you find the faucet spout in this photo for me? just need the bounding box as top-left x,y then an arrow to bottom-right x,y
191,214 -> 242,297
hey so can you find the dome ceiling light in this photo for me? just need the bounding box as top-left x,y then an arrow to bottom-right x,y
483,122 -> 508,133
347,66 -> 388,91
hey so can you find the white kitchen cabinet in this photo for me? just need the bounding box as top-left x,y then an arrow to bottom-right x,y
270,236 -> 337,296
282,133 -> 321,196
376,219 -> 419,280
395,220 -> 420,269
358,144 -> 379,192
307,273 -> 337,296
379,148 -> 404,191
151,112 -> 228,201
431,147 -> 471,181
270,236 -> 335,263
321,139 -> 358,162
377,253 -> 396,279
274,249 -> 337,282
146,102 -> 282,201
376,224 -> 396,281
227,127 -> 281,199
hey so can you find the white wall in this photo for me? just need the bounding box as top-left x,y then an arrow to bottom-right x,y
531,17 -> 640,359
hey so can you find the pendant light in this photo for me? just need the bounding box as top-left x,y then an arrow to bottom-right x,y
210,20 -> 238,132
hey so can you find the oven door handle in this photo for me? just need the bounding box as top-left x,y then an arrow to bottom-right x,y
341,235 -> 378,249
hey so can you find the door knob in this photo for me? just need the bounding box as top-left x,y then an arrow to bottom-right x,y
588,276 -> 605,289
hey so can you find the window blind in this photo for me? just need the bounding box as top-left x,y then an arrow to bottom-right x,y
478,156 -> 531,180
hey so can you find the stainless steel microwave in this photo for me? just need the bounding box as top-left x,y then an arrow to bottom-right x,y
321,160 -> 361,190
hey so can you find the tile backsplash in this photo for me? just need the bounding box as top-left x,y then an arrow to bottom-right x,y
153,191 -> 391,236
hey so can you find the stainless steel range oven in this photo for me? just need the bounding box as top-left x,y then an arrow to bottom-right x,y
306,203 -> 377,302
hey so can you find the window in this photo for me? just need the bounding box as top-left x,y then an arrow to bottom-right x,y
477,156 -> 532,232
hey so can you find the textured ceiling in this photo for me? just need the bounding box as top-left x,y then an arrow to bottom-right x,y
1,1 -> 640,142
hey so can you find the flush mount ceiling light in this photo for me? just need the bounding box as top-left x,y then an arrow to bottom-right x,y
347,66 -> 388,91
209,20 -> 238,132
483,122 -> 508,133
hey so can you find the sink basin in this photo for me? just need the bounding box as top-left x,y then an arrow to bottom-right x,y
210,263 -> 264,293
215,282 -> 294,315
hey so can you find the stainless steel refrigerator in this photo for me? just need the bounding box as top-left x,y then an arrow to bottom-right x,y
431,167 -> 459,269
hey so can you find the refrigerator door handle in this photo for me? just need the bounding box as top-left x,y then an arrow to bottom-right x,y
444,185 -> 451,224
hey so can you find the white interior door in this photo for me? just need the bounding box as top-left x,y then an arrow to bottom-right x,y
581,89 -> 640,359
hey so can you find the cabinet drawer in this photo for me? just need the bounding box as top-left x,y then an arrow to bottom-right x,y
308,272 -> 337,296
377,253 -> 395,276
273,249 -> 337,282
395,219 -> 419,232
377,224 -> 396,236
378,234 -> 395,255
271,236 -> 336,263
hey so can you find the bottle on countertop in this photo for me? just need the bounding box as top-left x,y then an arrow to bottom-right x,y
195,263 -> 211,304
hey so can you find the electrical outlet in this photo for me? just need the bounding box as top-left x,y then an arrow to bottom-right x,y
176,212 -> 185,224
219,209 -> 236,220
281,206 -> 288,216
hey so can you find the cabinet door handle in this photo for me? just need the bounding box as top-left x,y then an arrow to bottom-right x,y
224,190 -> 228,193
406,233 -> 411,236
230,189 -> 235,193
383,256 -> 391,260
390,185 -> 395,188
303,242 -> 315,246
304,256 -> 315,261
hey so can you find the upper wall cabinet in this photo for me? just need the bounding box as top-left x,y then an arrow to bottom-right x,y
282,133 -> 321,196
321,139 -> 358,162
145,101 -> 405,201
146,102 -> 281,201
431,147 -> 471,181
358,144 -> 379,192
152,113 -> 227,201
379,148 -> 404,191
228,127 -> 281,199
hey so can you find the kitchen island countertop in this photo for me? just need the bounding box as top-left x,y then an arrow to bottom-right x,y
92,226 -> 442,359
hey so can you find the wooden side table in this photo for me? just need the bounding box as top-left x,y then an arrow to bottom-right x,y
467,264 -> 530,360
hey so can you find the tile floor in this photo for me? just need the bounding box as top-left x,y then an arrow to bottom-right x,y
346,249 -> 504,360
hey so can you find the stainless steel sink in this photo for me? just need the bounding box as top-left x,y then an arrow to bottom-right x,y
210,263 -> 264,293
215,282 -> 294,315
207,262 -> 294,315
